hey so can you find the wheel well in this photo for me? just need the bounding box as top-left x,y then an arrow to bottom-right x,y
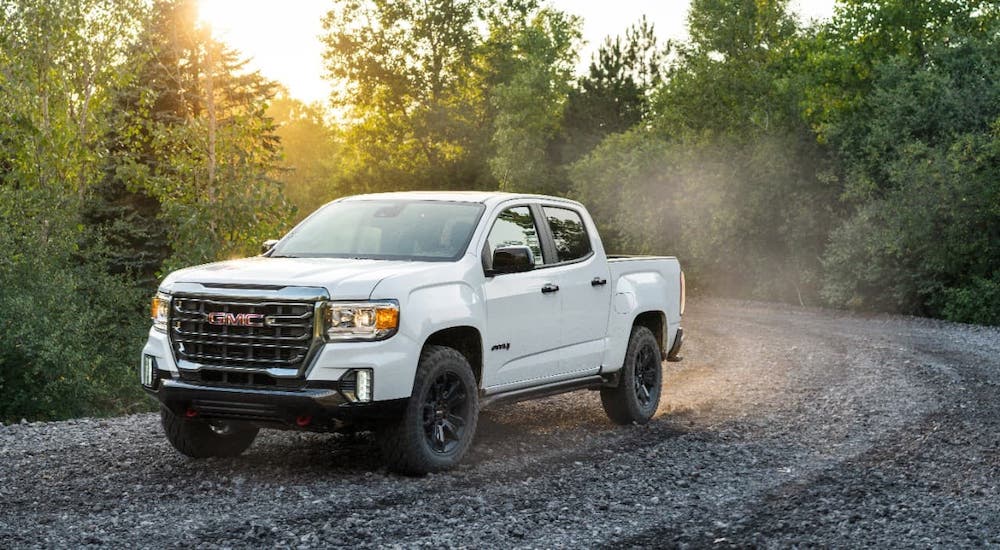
424,326 -> 483,386
633,311 -> 666,358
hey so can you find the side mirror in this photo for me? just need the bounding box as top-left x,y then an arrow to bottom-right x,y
261,239 -> 280,255
489,245 -> 535,275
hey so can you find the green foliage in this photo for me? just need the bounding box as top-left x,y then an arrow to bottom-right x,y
569,129 -> 670,255
488,8 -> 581,193
819,27 -> 1000,318
118,0 -> 291,271
572,128 -> 835,302
560,17 -> 668,165
269,91 -> 345,220
572,0 -> 836,303
0,0 -> 294,421
0,188 -> 149,421
653,0 -> 797,137
0,0 -> 150,421
687,0 -> 795,59
571,0 -> 1000,322
321,0 -> 584,193
936,275 -> 1000,326
0,0 -> 143,193
322,0 -> 492,191
799,0 -> 999,146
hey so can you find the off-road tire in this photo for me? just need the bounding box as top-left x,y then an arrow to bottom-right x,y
601,325 -> 663,425
379,345 -> 479,475
160,406 -> 259,458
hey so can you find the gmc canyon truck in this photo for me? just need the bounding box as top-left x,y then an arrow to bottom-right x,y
141,192 -> 684,474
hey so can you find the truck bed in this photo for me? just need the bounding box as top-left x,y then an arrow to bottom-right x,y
603,254 -> 684,369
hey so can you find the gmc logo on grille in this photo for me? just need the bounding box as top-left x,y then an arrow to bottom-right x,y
205,312 -> 265,327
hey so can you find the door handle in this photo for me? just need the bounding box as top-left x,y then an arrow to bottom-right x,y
541,283 -> 560,294
591,277 -> 607,286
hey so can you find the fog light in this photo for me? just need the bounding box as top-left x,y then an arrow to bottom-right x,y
356,369 -> 372,403
140,354 -> 157,387
340,369 -> 374,403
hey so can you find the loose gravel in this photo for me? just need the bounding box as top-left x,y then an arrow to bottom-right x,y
2,298 -> 999,548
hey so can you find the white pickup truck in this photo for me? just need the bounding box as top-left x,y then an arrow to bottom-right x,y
141,192 -> 684,474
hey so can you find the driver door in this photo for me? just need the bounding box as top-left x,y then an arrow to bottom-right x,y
481,205 -> 563,389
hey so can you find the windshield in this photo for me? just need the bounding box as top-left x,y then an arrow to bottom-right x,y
271,200 -> 485,261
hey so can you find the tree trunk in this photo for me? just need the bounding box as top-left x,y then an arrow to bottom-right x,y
205,43 -> 217,203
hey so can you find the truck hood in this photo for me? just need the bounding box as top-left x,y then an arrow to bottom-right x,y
161,256 -> 438,300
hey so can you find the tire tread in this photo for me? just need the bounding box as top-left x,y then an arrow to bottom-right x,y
161,406 -> 258,458
600,325 -> 662,425
379,345 -> 478,475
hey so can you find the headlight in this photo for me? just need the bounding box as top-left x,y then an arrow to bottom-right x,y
322,301 -> 399,342
151,292 -> 171,332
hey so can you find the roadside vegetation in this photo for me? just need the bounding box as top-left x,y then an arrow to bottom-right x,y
1,0 -> 997,420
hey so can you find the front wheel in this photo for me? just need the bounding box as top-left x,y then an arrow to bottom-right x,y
160,406 -> 259,458
601,325 -> 663,425
379,345 -> 479,475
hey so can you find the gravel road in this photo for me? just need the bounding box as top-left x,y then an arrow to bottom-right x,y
2,299 -> 999,548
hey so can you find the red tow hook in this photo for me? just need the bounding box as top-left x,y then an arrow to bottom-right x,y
185,407 -> 198,418
296,415 -> 312,427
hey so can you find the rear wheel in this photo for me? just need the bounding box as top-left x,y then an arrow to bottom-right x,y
379,345 -> 479,475
601,325 -> 662,425
160,406 -> 259,458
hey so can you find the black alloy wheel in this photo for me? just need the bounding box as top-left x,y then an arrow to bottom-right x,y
379,345 -> 479,475
422,371 -> 469,454
600,325 -> 662,425
633,343 -> 659,406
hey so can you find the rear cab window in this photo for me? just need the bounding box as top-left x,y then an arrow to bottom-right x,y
542,206 -> 592,263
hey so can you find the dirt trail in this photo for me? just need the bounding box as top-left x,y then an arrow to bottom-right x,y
1,299 -> 998,548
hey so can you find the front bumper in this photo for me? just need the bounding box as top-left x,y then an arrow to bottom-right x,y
144,377 -> 407,431
142,323 -> 420,401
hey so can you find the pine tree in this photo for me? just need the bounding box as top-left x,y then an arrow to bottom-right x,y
86,0 -> 291,276
559,17 -> 667,164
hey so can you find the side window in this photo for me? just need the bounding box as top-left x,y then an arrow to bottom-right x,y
543,207 -> 592,263
486,206 -> 544,267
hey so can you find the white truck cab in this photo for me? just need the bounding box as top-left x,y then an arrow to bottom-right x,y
141,192 -> 684,473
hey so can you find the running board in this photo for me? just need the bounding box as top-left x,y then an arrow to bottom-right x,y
480,375 -> 606,409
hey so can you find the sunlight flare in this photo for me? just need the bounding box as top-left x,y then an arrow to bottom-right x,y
197,0 -> 332,104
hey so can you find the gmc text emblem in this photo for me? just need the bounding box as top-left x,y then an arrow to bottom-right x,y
205,312 -> 265,327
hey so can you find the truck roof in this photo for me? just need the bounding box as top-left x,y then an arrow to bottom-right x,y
340,191 -> 583,208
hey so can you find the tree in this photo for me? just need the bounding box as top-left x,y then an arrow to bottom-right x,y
101,0 -> 292,271
321,0 -> 492,191
652,0 -> 797,137
799,0 -> 999,149
817,13 -> 1000,321
487,7 -> 581,193
687,0 -> 795,60
321,0 -> 583,195
268,90 -> 344,219
559,16 -> 668,165
572,0 -> 837,303
0,0 -> 150,420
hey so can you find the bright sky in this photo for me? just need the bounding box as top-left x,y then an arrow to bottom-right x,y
198,0 -> 837,105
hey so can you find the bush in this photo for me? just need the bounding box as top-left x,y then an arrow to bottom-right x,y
0,189 -> 151,422
935,275 -> 1000,326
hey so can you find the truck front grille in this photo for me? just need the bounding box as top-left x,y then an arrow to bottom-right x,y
170,297 -> 316,372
